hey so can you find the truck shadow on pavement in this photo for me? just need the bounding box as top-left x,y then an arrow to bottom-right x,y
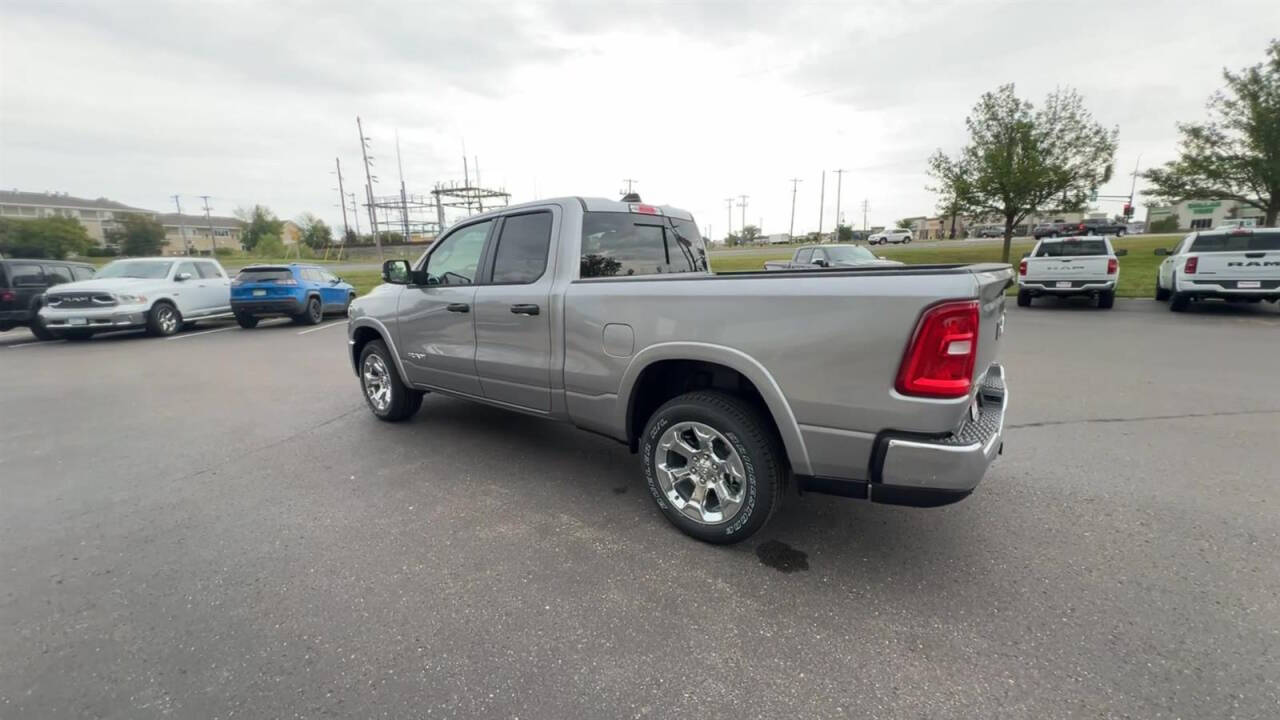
368,393 -> 995,586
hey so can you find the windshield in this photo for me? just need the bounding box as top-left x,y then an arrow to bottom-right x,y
1036,240 -> 1109,256
824,246 -> 877,262
95,260 -> 173,279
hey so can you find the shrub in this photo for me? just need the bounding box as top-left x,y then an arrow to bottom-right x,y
84,246 -> 119,257
1149,214 -> 1180,233
213,246 -> 236,257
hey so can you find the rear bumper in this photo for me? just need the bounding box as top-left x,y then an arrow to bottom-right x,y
1019,279 -> 1114,294
0,309 -> 34,324
231,297 -> 305,316
798,364 -> 1008,507
1175,279 -> 1280,299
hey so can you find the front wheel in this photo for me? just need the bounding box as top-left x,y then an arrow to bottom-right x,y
641,391 -> 784,544
359,340 -> 423,421
145,303 -> 182,336
293,296 -> 323,325
29,313 -> 55,341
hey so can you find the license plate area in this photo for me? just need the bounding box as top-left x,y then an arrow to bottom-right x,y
252,289 -> 267,296
1055,281 -> 1072,288
68,317 -> 88,326
1238,280 -> 1261,289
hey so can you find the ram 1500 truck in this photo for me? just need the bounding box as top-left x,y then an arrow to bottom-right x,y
1017,236 -> 1124,308
762,244 -> 902,270
1156,228 -> 1280,311
348,197 -> 1012,544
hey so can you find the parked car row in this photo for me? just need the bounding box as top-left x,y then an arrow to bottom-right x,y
0,257 -> 356,341
762,244 -> 903,270
1032,219 -> 1128,239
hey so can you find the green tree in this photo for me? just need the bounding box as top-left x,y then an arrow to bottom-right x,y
106,213 -> 168,256
1143,40 -> 1280,227
895,218 -> 915,230
1149,214 -> 1180,233
836,224 -> 853,242
929,84 -> 1118,262
0,216 -> 94,259
254,233 -> 286,257
298,213 -> 333,250
236,205 -> 284,251
740,224 -> 761,243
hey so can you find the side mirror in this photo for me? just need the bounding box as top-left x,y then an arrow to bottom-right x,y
381,259 -> 412,284
1114,248 -> 1128,257
1154,248 -> 1169,256
175,272 -> 193,281
813,259 -> 828,267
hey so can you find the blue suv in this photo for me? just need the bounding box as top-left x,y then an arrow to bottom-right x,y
230,264 -> 355,328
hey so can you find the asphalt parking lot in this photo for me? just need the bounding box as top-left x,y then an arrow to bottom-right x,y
2,300 -> 1278,719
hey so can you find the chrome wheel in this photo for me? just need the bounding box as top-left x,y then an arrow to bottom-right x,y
654,421 -> 747,525
362,353 -> 392,413
157,305 -> 178,334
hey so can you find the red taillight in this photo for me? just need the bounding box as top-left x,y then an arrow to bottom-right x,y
1018,260 -> 1027,276
1107,257 -> 1118,274
1184,257 -> 1198,274
896,300 -> 980,399
630,204 -> 659,215
0,290 -> 14,302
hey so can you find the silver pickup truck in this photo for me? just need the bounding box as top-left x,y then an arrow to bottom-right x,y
348,197 -> 1012,543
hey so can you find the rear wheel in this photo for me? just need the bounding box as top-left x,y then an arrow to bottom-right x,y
359,340 -> 423,421
1016,290 -> 1032,307
145,302 -> 182,336
293,296 -> 322,325
641,390 -> 784,544
235,313 -> 259,329
1098,290 -> 1115,309
1169,292 -> 1191,312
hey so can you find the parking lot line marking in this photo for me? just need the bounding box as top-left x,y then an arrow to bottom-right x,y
7,339 -> 66,349
166,325 -> 241,341
297,321 -> 345,335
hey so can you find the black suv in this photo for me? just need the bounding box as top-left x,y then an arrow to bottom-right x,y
0,258 -> 96,340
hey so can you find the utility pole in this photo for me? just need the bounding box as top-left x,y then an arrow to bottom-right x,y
620,178 -> 638,196
396,131 -> 411,241
1128,154 -> 1142,208
788,178 -> 802,240
832,169 -> 846,241
334,158 -> 351,243
172,195 -> 189,255
347,192 -> 362,237
817,171 -> 826,239
199,195 -> 216,254
356,116 -> 383,261
724,197 -> 734,240
737,195 -> 749,238
861,198 -> 870,232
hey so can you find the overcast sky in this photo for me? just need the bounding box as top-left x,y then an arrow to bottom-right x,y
2,1 -> 1277,236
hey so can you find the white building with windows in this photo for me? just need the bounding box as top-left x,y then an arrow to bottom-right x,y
0,190 -> 157,243
155,213 -> 246,255
1146,199 -> 1268,231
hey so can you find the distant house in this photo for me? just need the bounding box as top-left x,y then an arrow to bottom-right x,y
0,190 -> 157,244
281,220 -> 302,247
155,213 -> 246,255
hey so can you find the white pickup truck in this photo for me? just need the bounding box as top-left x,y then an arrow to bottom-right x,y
1017,236 -> 1123,309
1156,228 -> 1280,311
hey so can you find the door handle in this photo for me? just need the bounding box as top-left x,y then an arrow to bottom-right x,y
446,303 -> 470,313
510,304 -> 540,316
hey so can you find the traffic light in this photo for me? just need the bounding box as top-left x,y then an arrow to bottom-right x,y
1123,203 -> 1133,218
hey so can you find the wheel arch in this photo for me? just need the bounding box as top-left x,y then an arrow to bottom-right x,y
618,343 -> 811,476
348,318 -> 410,381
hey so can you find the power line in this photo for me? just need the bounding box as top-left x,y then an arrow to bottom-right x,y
788,178 -> 802,240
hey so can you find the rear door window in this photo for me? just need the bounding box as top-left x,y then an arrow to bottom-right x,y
43,265 -> 74,285
1190,232 -> 1280,252
71,266 -> 95,281
195,262 -> 222,279
175,261 -> 198,279
579,212 -> 708,278
6,262 -> 45,287
491,211 -> 552,284
795,248 -> 814,264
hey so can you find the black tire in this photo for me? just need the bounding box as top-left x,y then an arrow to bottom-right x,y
235,313 -> 259,329
1098,290 -> 1115,309
293,296 -> 323,325
1154,274 -> 1170,301
358,340 -> 423,422
1016,289 -> 1032,307
640,390 -> 784,544
60,329 -> 94,341
145,302 -> 182,336
1169,292 -> 1190,312
29,313 -> 55,341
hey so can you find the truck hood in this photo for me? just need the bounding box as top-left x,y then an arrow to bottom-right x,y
44,278 -> 171,295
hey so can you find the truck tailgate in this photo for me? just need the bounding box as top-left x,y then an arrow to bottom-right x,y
972,266 -> 1010,390
1190,250 -> 1280,281
1024,256 -> 1110,280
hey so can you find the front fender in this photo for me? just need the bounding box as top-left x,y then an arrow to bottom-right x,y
616,341 -> 812,476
